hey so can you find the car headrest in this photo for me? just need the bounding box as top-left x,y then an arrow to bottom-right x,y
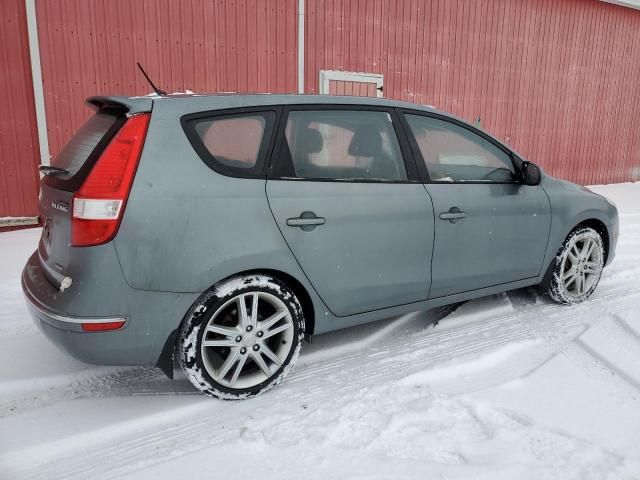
348,126 -> 382,157
298,128 -> 323,154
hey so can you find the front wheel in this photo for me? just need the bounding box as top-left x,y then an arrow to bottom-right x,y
548,226 -> 605,305
178,274 -> 305,399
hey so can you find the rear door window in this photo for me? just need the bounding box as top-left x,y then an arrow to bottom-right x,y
183,111 -> 276,177
273,109 -> 408,182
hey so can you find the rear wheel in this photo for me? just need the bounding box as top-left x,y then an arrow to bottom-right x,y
178,274 -> 305,399
548,227 -> 605,305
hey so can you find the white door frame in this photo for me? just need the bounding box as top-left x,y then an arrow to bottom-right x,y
319,70 -> 384,98
25,0 -> 50,167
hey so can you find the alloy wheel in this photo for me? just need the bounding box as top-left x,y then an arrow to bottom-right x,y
200,292 -> 294,389
560,233 -> 604,298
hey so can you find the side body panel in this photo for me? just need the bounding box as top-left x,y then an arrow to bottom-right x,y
114,100 -> 310,294
267,181 -> 434,316
22,246 -> 198,366
113,98 -> 334,336
426,182 -> 551,298
540,176 -> 619,270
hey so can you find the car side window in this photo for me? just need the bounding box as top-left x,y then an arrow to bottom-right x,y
404,114 -> 516,183
183,111 -> 276,176
276,110 -> 408,181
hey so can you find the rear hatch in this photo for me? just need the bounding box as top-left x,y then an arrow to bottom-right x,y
38,96 -> 151,288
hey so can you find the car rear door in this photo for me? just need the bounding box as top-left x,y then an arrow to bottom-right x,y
400,110 -> 551,299
266,106 -> 434,317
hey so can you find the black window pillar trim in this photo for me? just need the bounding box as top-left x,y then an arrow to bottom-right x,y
180,105 -> 284,179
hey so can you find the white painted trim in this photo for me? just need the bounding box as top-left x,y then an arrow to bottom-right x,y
25,0 -> 50,166
0,216 -> 39,227
297,0 -> 305,94
318,70 -> 384,98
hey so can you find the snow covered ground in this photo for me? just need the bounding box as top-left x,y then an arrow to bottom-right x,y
1,183 -> 639,480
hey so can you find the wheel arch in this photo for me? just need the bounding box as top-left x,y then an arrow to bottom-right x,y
157,268 -> 316,380
539,217 -> 610,291
573,218 -> 610,265
238,268 -> 316,337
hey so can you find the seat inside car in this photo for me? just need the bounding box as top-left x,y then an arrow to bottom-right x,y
291,127 -> 324,177
348,125 -> 397,180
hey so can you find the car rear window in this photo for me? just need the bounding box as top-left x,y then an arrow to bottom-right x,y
52,112 -> 120,177
195,115 -> 265,169
182,111 -> 276,177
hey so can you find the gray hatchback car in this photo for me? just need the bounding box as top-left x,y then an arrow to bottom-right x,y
23,94 -> 618,399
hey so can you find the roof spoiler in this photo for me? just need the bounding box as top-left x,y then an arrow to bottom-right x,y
86,96 -> 153,115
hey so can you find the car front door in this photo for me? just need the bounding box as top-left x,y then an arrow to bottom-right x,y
401,111 -> 551,299
266,106 -> 434,317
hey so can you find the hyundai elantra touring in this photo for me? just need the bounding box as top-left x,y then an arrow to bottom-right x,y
23,94 -> 618,399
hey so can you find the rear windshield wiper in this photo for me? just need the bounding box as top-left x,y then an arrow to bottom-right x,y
39,165 -> 70,176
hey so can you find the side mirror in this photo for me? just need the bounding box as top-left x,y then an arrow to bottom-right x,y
521,161 -> 541,186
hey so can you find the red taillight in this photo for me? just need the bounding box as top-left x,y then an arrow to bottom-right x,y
71,113 -> 150,247
81,321 -> 126,332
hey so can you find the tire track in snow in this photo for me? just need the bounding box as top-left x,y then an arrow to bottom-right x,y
0,367 -> 168,417
1,276 -> 632,417
0,311 -> 438,416
561,340 -> 640,401
612,313 -> 640,345
559,313 -> 640,399
6,286 -> 640,480
575,340 -> 640,392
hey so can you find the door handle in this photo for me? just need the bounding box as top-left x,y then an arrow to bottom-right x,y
439,207 -> 466,223
286,217 -> 326,227
286,211 -> 326,231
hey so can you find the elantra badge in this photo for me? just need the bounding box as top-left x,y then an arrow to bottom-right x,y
51,200 -> 69,213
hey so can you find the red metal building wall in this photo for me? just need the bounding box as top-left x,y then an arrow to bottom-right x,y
305,0 -> 640,185
35,0 -> 299,158
25,0 -> 640,186
0,0 -> 41,219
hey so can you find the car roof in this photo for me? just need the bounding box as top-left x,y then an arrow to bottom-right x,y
89,92 -> 440,115
149,92 -> 436,109
87,92 -> 524,161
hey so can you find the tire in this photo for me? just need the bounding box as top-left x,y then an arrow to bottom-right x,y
548,226 -> 605,305
178,274 -> 305,399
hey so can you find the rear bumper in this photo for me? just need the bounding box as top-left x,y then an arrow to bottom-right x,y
23,278 -> 126,329
21,250 -> 198,367
22,269 -> 132,366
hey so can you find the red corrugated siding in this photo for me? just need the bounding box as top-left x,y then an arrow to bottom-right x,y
36,0 -> 298,158
0,0 -> 41,218
29,0 -> 640,184
305,0 -> 640,185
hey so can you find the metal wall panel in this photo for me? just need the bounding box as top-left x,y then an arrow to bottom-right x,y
36,0 -> 299,158
305,0 -> 640,184
0,0 -> 41,218
30,0 -> 640,185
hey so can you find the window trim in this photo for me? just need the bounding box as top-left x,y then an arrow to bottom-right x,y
181,106 -> 282,179
267,104 -> 421,184
397,108 -> 523,185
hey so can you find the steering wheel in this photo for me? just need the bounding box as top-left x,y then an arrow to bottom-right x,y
481,167 -> 513,181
